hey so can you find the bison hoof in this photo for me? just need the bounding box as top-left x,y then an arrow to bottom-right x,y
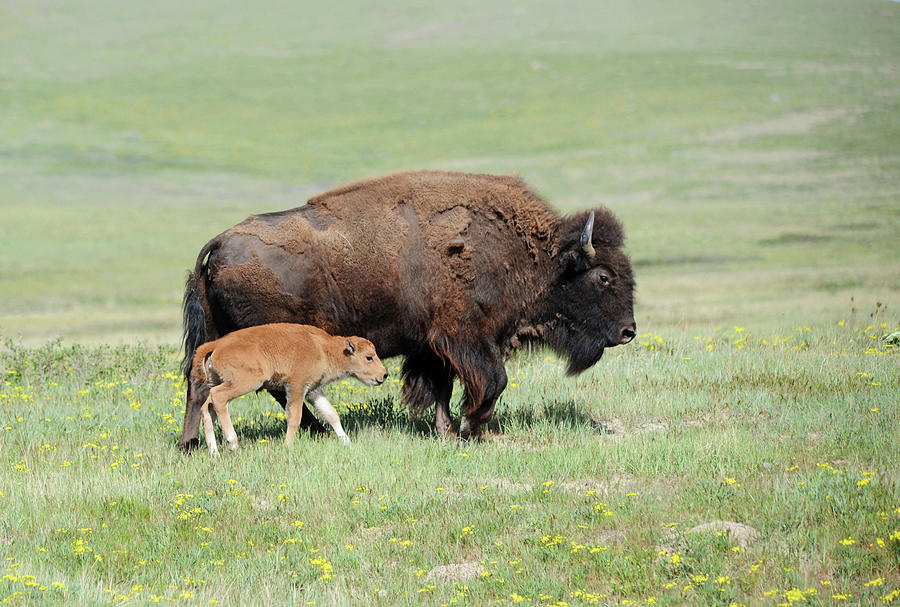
179,438 -> 201,452
435,420 -> 457,438
458,417 -> 474,440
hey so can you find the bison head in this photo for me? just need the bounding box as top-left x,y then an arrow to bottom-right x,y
545,209 -> 636,375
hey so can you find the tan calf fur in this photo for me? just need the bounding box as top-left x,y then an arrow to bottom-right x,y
189,323 -> 388,456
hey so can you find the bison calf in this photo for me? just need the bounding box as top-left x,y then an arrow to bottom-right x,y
190,323 -> 388,456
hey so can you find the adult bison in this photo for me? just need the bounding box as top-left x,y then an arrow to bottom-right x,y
179,170 -> 635,449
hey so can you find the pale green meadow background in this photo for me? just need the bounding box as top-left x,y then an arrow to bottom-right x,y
1,1 -> 899,605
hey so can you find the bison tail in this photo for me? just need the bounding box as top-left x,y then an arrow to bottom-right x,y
180,235 -> 222,381
181,271 -> 208,381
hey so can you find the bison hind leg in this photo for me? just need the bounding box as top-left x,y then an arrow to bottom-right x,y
454,345 -> 508,440
401,354 -> 455,437
269,388 -> 326,435
180,380 -> 210,451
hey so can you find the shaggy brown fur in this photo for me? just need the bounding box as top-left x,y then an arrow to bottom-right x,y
181,170 -> 635,447
190,323 -> 387,456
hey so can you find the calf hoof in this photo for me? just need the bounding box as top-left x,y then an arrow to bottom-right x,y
227,441 -> 239,452
209,448 -> 220,459
340,436 -> 352,447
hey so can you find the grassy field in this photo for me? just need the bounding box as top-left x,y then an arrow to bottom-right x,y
1,324 -> 898,606
1,0 -> 899,605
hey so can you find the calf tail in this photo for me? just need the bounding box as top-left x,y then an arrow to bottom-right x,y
180,235 -> 222,381
189,342 -> 217,387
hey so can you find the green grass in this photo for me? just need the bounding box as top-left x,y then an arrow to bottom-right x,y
1,323 -> 898,605
1,0 -> 899,604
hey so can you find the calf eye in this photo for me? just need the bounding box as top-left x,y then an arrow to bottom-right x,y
366,355 -> 374,361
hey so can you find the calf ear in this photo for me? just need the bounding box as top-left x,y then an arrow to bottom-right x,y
344,339 -> 356,356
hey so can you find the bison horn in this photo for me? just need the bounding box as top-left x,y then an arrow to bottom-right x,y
580,211 -> 596,258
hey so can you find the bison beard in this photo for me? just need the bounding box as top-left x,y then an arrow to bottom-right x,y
551,324 -> 608,376
179,170 -> 636,447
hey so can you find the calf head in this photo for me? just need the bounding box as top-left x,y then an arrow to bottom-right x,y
343,338 -> 389,386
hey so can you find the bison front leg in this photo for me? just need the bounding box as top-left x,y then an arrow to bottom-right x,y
269,388 -> 326,435
457,345 -> 508,440
180,380 -> 209,451
434,391 -> 455,438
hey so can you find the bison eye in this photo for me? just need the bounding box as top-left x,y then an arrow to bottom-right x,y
592,267 -> 612,285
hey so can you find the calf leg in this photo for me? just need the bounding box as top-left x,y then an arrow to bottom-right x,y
284,388 -> 308,446
270,388 -> 326,434
200,396 -> 219,457
307,389 -> 351,446
208,379 -> 261,452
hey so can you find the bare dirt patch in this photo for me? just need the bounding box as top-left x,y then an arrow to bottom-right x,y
560,473 -> 636,496
600,418 -> 671,441
682,149 -> 827,165
698,58 -> 899,78
689,521 -> 759,548
426,560 -> 482,583
487,478 -> 534,492
700,109 -> 849,144
657,520 -> 760,555
356,524 -> 392,541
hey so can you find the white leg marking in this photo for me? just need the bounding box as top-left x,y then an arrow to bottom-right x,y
225,431 -> 238,449
201,399 -> 219,457
308,389 -> 351,446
